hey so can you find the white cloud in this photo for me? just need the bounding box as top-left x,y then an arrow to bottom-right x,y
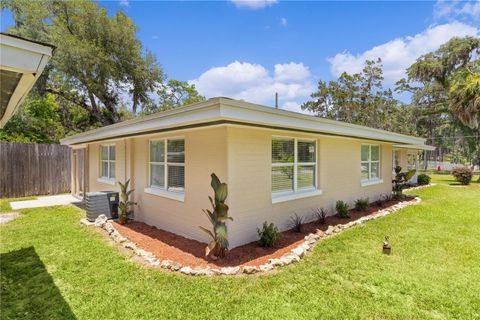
434,0 -> 480,20
274,62 -> 310,82
280,17 -> 288,27
230,0 -> 278,10
189,61 -> 314,112
119,0 -> 129,7
328,22 -> 479,85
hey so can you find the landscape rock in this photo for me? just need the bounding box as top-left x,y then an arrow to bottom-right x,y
242,266 -> 259,274
124,241 -> 137,250
180,266 -> 192,275
191,267 -> 211,276
220,266 -> 240,275
94,214 -> 108,227
259,264 -> 273,272
160,260 -> 173,269
280,252 -> 300,264
104,222 -> 115,234
315,229 -> 326,237
325,225 -> 335,235
291,243 -> 309,257
170,261 -> 183,271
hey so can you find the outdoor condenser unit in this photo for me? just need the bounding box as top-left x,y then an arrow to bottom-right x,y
85,191 -> 119,222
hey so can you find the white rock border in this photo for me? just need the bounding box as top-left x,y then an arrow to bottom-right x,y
82,197 -> 422,276
405,183 -> 436,191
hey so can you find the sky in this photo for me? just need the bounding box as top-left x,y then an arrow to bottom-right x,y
1,0 -> 479,112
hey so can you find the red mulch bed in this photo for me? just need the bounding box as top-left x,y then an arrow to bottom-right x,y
112,197 -> 411,268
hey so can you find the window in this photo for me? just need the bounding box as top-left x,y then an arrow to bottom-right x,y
272,137 -> 316,194
149,138 -> 185,193
361,144 -> 380,182
100,144 -> 115,180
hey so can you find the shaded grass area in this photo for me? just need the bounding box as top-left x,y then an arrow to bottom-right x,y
0,197 -> 37,213
1,185 -> 479,319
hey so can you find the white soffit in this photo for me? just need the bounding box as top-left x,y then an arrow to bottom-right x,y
0,33 -> 53,128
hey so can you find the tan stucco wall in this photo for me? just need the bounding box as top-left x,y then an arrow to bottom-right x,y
84,125 -> 395,248
226,126 -> 393,247
86,127 -> 228,244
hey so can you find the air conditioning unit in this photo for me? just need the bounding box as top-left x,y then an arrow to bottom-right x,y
85,191 -> 118,222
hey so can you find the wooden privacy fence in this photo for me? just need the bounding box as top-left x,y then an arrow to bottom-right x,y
0,142 -> 71,198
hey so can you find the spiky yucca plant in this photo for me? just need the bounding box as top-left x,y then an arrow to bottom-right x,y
118,179 -> 137,225
199,173 -> 233,258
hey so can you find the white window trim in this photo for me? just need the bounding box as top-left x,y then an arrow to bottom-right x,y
97,177 -> 116,185
145,137 -> 185,201
361,144 -> 381,186
360,179 -> 384,187
144,187 -> 185,202
271,136 -> 320,203
99,144 -> 115,182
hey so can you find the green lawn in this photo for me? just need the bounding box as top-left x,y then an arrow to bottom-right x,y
0,197 -> 37,212
1,177 -> 479,319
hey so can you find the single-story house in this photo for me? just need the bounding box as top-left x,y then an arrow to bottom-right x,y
0,33 -> 53,128
61,97 -> 434,248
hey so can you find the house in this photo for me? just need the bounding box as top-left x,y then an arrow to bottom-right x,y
60,97 -> 434,248
0,33 -> 53,128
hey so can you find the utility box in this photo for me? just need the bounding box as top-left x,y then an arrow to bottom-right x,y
85,191 -> 119,221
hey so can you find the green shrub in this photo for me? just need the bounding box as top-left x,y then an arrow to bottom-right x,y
354,198 -> 369,211
257,221 -> 281,247
417,174 -> 431,186
335,200 -> 350,218
451,167 -> 473,185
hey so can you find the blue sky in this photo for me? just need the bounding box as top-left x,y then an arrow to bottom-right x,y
1,0 -> 479,111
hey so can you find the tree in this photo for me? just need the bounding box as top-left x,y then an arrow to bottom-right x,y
2,0 -> 164,125
142,80 -> 205,114
399,37 -> 480,128
0,94 -> 64,143
397,36 -> 480,167
302,59 -> 406,132
448,64 -> 480,129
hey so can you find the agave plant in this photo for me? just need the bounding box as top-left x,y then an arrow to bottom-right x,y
199,173 -> 233,258
118,179 -> 137,225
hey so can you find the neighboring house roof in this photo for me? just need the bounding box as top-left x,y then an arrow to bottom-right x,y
0,33 -> 54,128
61,97 -> 432,149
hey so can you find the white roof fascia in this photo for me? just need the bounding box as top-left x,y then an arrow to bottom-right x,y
392,144 -> 436,151
61,97 -> 429,146
218,98 -> 426,145
60,102 -> 222,145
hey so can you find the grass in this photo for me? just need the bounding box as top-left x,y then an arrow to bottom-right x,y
428,173 -> 480,187
1,182 -> 479,319
0,197 -> 37,213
